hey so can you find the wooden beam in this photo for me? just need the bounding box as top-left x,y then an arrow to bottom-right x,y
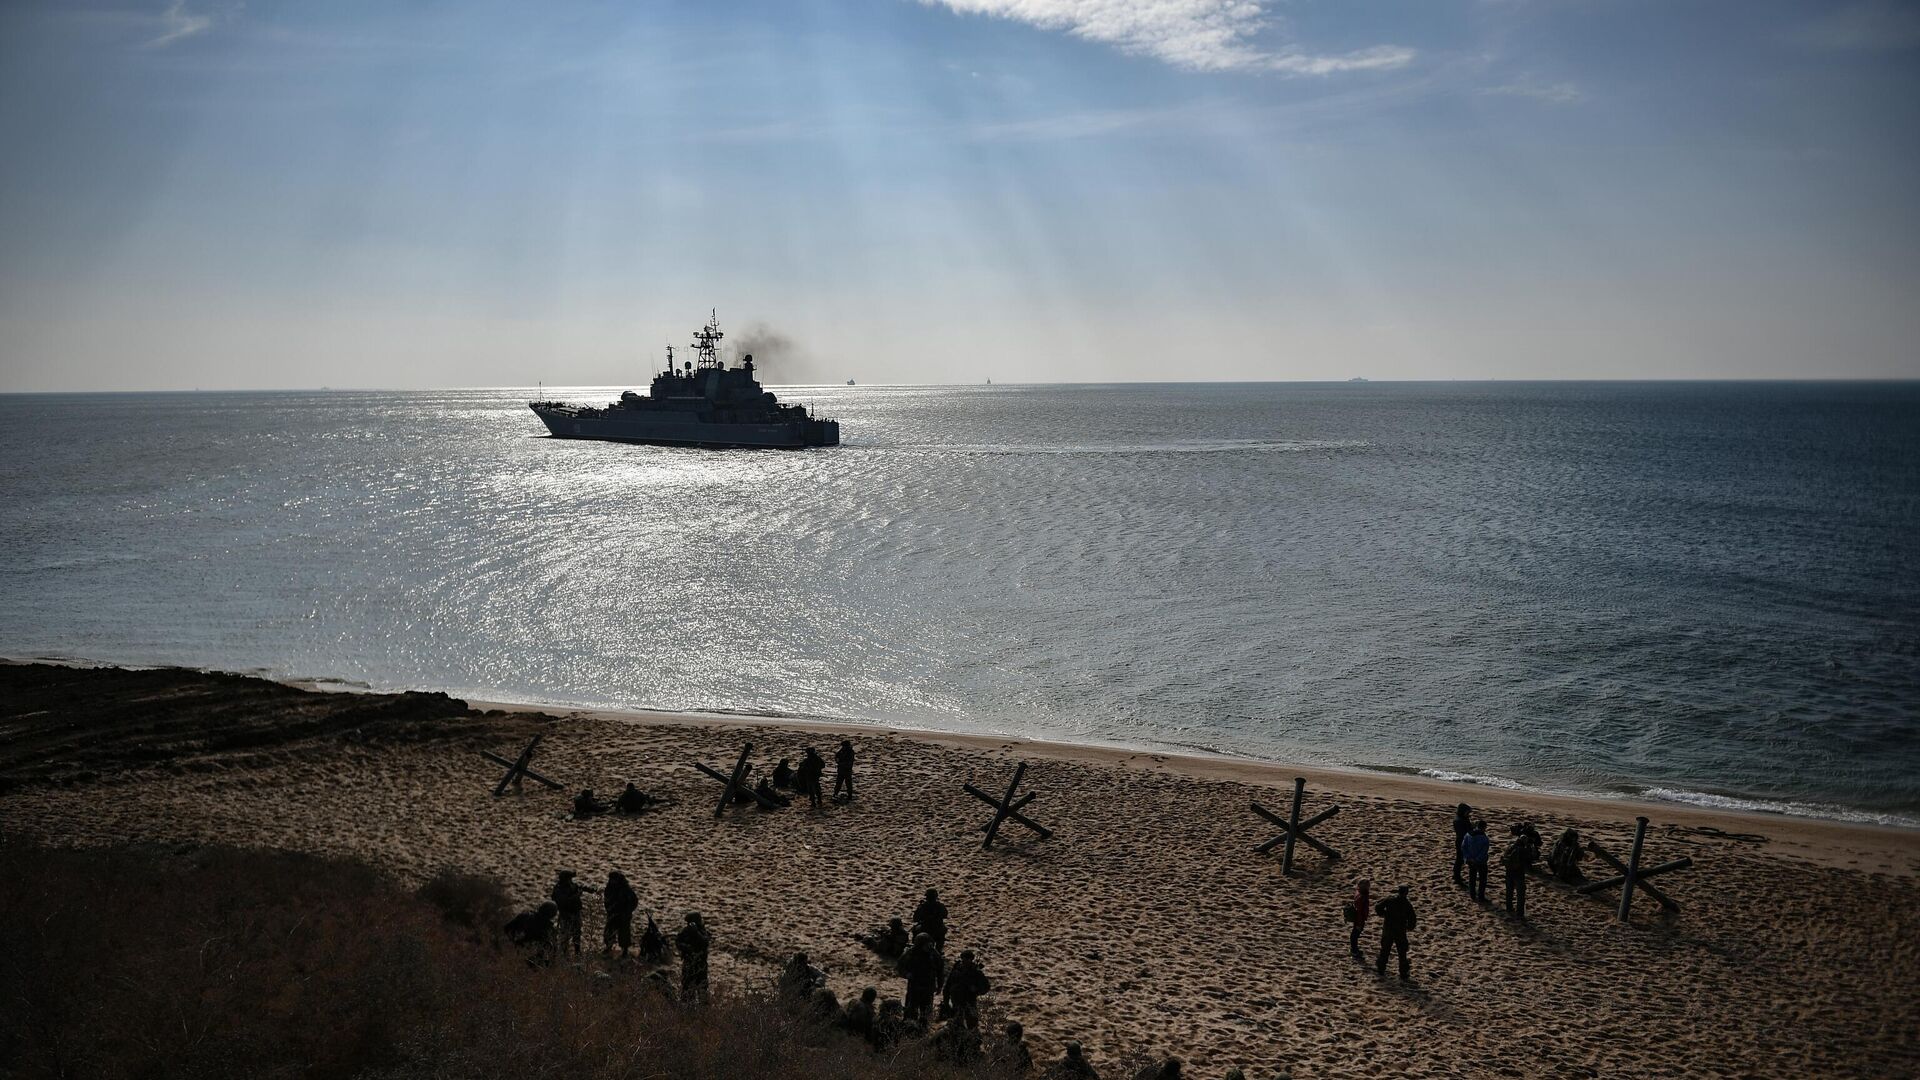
1281,778 -> 1306,875
1578,821 -> 1692,916
694,751 -> 781,812
969,789 -> 1036,827
478,750 -> 564,791
714,744 -> 753,817
983,762 -> 1027,850
491,735 -> 542,797
1250,793 -> 1342,864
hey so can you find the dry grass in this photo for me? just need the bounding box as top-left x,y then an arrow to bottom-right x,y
0,841 -> 1009,1080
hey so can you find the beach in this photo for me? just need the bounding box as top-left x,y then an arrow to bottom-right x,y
4,661 -> 1917,1077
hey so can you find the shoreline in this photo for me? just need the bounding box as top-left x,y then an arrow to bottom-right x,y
4,659 -> 1916,1075
11,652 -> 1918,843
471,695 -> 1919,874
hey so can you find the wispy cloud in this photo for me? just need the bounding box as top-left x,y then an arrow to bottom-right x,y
1479,79 -> 1585,106
145,0 -> 212,48
917,1 -> 1413,75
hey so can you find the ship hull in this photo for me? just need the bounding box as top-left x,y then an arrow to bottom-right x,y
531,405 -> 838,449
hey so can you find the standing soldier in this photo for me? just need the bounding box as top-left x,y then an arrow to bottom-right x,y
1346,879 -> 1372,961
943,949 -> 991,1029
833,739 -> 856,801
550,870 -> 585,957
1461,821 -> 1492,903
898,931 -> 946,1025
1451,803 -> 1473,884
1374,884 -> 1417,981
798,747 -> 827,809
602,870 -> 638,957
913,887 -> 949,946
1503,824 -> 1541,919
676,911 -> 712,1002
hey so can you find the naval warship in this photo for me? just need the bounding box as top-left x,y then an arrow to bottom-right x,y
529,312 -> 839,449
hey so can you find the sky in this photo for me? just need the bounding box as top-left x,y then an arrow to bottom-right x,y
1,0 -> 1917,389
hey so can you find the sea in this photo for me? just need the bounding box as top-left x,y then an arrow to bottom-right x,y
3,382 -> 1916,826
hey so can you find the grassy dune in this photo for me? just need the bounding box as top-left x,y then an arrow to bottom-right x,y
0,843 -> 998,1080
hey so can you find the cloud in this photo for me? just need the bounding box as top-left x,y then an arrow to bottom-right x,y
145,0 -> 212,48
917,1 -> 1413,75
1479,79 -> 1585,105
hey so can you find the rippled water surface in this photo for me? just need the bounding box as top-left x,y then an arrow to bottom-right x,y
3,383 -> 1916,823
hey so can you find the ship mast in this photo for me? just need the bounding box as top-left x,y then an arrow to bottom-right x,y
691,309 -> 724,370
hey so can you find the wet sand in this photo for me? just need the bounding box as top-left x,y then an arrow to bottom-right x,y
4,661 -> 1917,1077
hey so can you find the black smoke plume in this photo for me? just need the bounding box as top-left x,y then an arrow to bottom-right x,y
728,321 -> 829,383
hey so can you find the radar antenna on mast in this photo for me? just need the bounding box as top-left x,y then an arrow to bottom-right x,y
690,309 -> 724,370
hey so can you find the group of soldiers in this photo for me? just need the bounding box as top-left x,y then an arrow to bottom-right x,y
503,868 -> 705,983
501,874 -> 1158,1076
736,741 -> 859,810
1452,803 -> 1586,919
566,740 -> 858,820
498,740 -> 1229,1076
1341,803 -> 1596,982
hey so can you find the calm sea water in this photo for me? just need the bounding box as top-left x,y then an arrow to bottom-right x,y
3,383 -> 1916,824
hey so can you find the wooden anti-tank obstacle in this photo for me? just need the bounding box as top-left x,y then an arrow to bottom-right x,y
481,734 -> 566,797
1250,777 -> 1342,874
963,761 -> 1053,850
1577,815 -> 1694,920
692,743 -> 782,816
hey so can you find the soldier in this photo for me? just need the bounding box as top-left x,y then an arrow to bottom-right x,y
943,949 -> 991,1029
1374,884 -> 1417,981
772,757 -> 795,789
551,870 -> 585,956
898,931 -> 946,1024
602,870 -> 638,957
930,1019 -> 983,1065
798,748 -> 827,808
1346,879 -> 1372,960
842,986 -> 879,1041
806,986 -> 842,1025
989,1021 -> 1034,1073
1548,828 -> 1586,883
1451,803 -> 1473,884
614,783 -> 656,814
913,887 -> 949,946
573,788 -> 610,819
856,916 -> 911,958
833,739 -> 856,801
778,950 -> 826,997
504,901 -> 558,966
1461,821 -> 1492,902
638,911 -> 670,964
676,911 -> 712,1002
754,776 -> 791,809
1503,824 -> 1541,919
873,997 -> 908,1049
1045,1041 -> 1100,1079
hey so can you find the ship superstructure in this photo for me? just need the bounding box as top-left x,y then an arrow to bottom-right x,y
529,312 -> 839,449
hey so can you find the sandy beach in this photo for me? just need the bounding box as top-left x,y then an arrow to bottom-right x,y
4,661 -> 1917,1077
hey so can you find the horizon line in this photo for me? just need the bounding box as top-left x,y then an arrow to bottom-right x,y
7,377 -> 1920,395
